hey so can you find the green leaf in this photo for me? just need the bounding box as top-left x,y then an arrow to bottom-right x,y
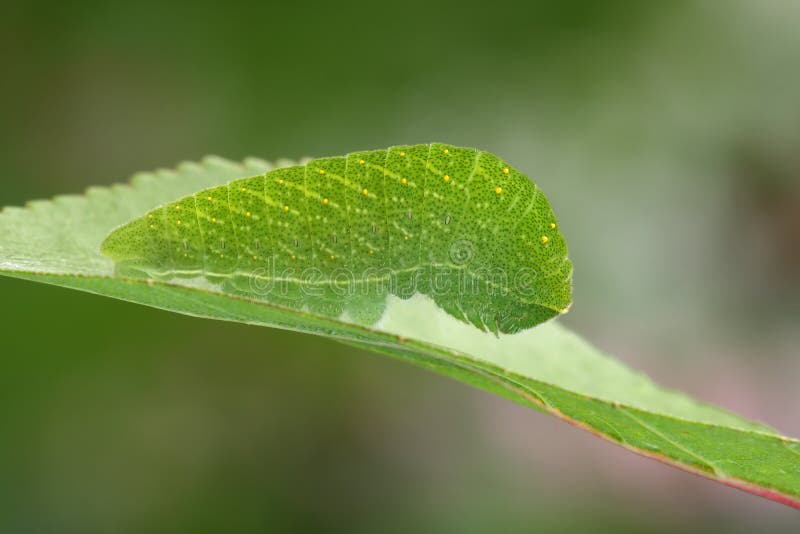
1,153 -> 798,509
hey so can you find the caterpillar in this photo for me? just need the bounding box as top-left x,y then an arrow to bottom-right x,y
101,143 -> 572,334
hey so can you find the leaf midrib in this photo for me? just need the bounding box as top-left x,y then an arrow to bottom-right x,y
4,265 -> 792,443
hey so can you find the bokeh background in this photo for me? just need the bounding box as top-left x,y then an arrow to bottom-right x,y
2,1 -> 799,531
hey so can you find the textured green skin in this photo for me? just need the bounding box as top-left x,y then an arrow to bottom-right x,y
101,143 -> 572,334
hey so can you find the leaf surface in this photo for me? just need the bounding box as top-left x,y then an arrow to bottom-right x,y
1,154 -> 797,508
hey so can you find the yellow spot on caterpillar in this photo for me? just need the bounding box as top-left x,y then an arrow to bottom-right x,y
241,187 -> 246,192
149,224 -> 155,229
550,223 -> 556,229
283,205 -> 289,212
278,179 -> 284,185
291,255 -> 296,260
246,212 -> 251,217
253,256 -> 258,260
401,178 -> 407,185
443,175 -> 450,182
359,159 -> 365,165
207,196 -> 212,201
148,214 -> 153,219
399,151 -> 406,157
502,167 -> 510,174
211,217 -> 217,223
495,187 -> 503,194
404,235 -> 409,240
319,169 -> 325,175
176,220 -> 182,225
362,188 -> 369,195
323,198 -> 329,205
443,149 -> 449,154
330,255 -> 335,260
541,235 -> 549,244
369,249 -> 374,254
175,205 -> 181,210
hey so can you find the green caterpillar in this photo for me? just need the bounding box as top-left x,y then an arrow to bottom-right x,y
101,143 -> 572,334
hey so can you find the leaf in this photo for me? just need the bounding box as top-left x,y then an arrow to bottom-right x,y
1,152 -> 798,509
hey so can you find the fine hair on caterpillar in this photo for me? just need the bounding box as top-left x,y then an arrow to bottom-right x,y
244,250 -> 540,300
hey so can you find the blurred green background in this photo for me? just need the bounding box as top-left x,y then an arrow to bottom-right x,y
2,1 -> 799,532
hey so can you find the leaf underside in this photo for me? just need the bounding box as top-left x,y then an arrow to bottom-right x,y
1,154 -> 798,509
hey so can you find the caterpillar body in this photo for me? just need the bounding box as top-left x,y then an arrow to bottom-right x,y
101,143 -> 572,334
